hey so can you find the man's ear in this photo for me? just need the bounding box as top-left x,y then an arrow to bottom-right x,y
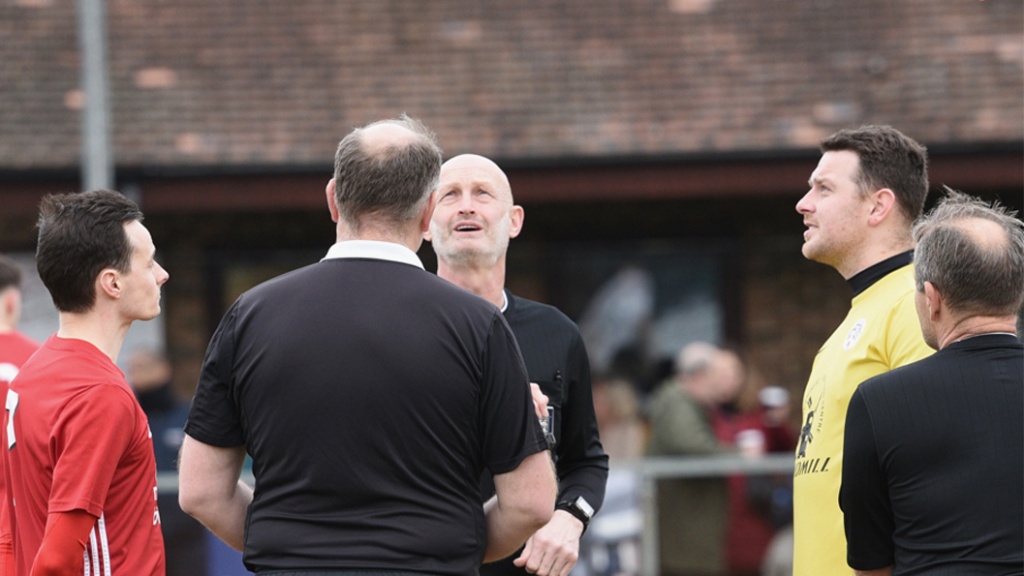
867,188 -> 897,227
1,289 -> 16,318
419,191 -> 438,235
923,281 -> 943,321
508,205 -> 525,239
98,268 -> 121,300
325,179 -> 340,223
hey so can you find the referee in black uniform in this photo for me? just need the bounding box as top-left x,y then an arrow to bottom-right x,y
428,154 -> 609,576
179,117 -> 558,575
840,189 -> 1024,575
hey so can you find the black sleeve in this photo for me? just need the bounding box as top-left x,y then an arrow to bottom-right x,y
554,331 -> 609,512
840,386 -> 895,570
480,311 -> 548,475
185,301 -> 246,447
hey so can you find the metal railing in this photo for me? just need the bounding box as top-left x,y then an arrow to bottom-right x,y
158,454 -> 796,576
628,454 -> 795,576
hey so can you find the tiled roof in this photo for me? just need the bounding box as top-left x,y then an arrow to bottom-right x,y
2,0 -> 1021,169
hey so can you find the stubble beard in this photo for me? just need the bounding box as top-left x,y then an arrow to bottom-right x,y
432,217 -> 511,271
436,236 -> 508,270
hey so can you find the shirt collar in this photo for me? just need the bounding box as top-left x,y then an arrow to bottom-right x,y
321,240 -> 424,270
847,250 -> 914,297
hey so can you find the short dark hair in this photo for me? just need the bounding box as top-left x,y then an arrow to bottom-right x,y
332,114 -> 442,230
913,188 -> 1024,317
0,254 -> 23,292
821,125 -> 929,223
36,189 -> 144,313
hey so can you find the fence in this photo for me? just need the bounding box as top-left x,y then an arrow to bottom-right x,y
158,454 -> 796,576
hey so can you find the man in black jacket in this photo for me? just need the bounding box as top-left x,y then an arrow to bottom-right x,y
840,189 -> 1024,576
428,153 -> 609,576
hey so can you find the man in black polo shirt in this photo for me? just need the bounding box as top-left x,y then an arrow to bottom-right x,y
840,189 -> 1024,575
428,154 -> 609,576
179,116 -> 557,575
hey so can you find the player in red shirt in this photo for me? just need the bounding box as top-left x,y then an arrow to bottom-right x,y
2,190 -> 169,576
0,255 -> 41,576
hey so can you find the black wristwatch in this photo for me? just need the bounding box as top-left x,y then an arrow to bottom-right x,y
556,496 -> 594,532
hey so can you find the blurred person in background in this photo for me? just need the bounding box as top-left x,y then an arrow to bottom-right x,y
179,117 -> 556,574
792,125 -> 934,576
591,376 -> 647,464
646,341 -> 734,576
840,190 -> 1024,575
0,255 -> 39,381
126,348 -> 208,576
0,254 -> 41,576
581,377 -> 646,576
710,348 -> 795,576
428,153 -> 608,576
3,189 -> 169,575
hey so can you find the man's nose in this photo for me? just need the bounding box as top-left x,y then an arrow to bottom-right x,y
796,191 -> 813,214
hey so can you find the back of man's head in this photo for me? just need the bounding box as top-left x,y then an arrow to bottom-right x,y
913,188 -> 1024,318
821,125 -> 929,224
0,254 -> 24,330
332,114 -> 442,230
675,341 -> 719,378
36,189 -> 143,313
0,254 -> 22,293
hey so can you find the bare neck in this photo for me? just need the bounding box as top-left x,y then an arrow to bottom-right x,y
838,240 -> 913,280
435,259 -> 507,309
937,315 -> 1018,350
335,219 -> 423,254
56,309 -> 131,363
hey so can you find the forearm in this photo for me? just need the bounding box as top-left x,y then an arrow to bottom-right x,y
484,451 -> 557,563
184,479 -> 252,551
553,460 -> 608,513
30,511 -> 95,576
555,390 -> 609,510
178,435 -> 252,551
483,494 -> 549,563
483,496 -> 523,562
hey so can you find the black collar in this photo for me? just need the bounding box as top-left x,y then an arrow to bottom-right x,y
847,250 -> 914,297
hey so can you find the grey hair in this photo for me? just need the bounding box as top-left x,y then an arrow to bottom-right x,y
675,341 -> 719,378
912,187 -> 1024,317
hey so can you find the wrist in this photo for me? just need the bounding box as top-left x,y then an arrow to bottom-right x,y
555,496 -> 594,533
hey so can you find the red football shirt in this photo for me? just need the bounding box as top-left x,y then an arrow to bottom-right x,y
0,330 -> 40,573
4,335 -> 164,575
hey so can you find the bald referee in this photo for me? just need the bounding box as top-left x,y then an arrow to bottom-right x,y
428,154 -> 609,576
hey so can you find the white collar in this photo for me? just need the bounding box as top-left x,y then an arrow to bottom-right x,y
500,290 -> 508,313
321,240 -> 424,270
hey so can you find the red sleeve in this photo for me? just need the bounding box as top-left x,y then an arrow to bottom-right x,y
49,386 -> 137,517
30,510 -> 96,576
0,535 -> 12,576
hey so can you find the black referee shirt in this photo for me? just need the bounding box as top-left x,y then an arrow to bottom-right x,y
187,244 -> 547,575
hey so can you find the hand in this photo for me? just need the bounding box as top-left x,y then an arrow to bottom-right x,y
530,383 -> 549,420
512,510 -> 583,576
